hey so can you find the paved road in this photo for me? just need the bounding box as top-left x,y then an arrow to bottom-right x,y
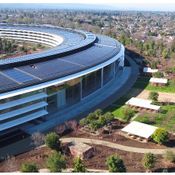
61,137 -> 175,155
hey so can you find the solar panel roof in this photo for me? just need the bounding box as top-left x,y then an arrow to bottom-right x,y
0,25 -> 122,93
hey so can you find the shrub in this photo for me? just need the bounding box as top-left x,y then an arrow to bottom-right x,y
94,109 -> 103,117
89,120 -> 101,131
72,157 -> 86,172
20,163 -> 38,172
106,155 -> 126,172
151,128 -> 169,144
149,92 -> 159,102
45,132 -> 60,150
142,153 -> 156,171
79,118 -> 88,127
104,112 -> 114,122
46,151 -> 66,172
153,72 -> 164,78
123,107 -> 136,121
164,150 -> 175,163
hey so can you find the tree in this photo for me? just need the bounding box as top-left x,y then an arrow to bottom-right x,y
162,48 -> 169,59
164,150 -> 175,163
20,163 -> 38,172
142,153 -> 156,172
151,128 -> 169,144
106,155 -> 126,172
72,157 -> 86,172
3,155 -> 17,172
123,107 -> 136,121
104,112 -> 114,122
45,132 -> 60,150
31,132 -> 45,147
46,151 -> 66,172
149,92 -> 159,102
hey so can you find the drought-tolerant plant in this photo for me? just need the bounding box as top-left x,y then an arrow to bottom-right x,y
151,128 -> 169,144
72,157 -> 86,172
106,154 -> 126,172
20,163 -> 38,172
142,153 -> 156,171
45,132 -> 60,150
46,151 -> 66,172
164,150 -> 175,163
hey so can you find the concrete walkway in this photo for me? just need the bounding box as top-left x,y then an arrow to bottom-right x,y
61,137 -> 175,155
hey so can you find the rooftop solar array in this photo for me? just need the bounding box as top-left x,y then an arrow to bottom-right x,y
2,69 -> 35,83
0,24 -> 122,93
0,24 -> 96,67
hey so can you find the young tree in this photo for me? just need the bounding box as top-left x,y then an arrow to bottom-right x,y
46,151 -> 66,172
151,128 -> 169,144
142,153 -> 156,172
31,132 -> 45,147
106,155 -> 126,172
3,155 -> 17,172
149,92 -> 159,102
164,150 -> 175,163
55,124 -> 66,136
72,157 -> 86,172
45,132 -> 60,150
20,163 -> 38,172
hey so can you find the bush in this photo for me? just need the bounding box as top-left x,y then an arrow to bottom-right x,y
149,92 -> 159,102
72,157 -> 86,172
104,112 -> 114,122
106,155 -> 126,172
123,107 -> 135,121
20,163 -> 38,172
153,72 -> 164,78
142,153 -> 156,171
47,151 -> 66,172
79,118 -> 89,127
94,109 -> 103,117
89,120 -> 101,131
45,132 -> 60,150
164,150 -> 175,163
151,128 -> 169,144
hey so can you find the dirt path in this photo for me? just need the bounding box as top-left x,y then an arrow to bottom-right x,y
61,137 -> 175,155
135,89 -> 175,103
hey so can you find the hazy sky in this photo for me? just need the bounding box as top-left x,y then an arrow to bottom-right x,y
0,0 -> 175,3
0,0 -> 175,11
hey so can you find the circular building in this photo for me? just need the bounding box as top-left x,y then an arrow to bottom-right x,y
0,24 -> 125,136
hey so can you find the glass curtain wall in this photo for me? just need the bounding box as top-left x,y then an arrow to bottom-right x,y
82,69 -> 101,98
103,63 -> 115,85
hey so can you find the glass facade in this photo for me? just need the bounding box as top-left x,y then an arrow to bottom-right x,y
103,63 -> 115,85
82,69 -> 101,98
0,55 -> 124,132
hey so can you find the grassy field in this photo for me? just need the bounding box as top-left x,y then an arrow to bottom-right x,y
133,76 -> 175,93
134,104 -> 175,132
104,74 -> 175,132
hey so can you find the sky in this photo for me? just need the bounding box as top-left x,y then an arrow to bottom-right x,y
0,0 -> 175,11
0,0 -> 175,3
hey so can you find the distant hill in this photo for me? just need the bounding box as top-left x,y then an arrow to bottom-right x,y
0,3 -> 116,11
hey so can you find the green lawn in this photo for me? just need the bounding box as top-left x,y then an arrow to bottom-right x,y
133,76 -> 175,93
134,105 -> 175,132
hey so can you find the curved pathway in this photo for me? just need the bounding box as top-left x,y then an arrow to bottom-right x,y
61,137 -> 175,155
